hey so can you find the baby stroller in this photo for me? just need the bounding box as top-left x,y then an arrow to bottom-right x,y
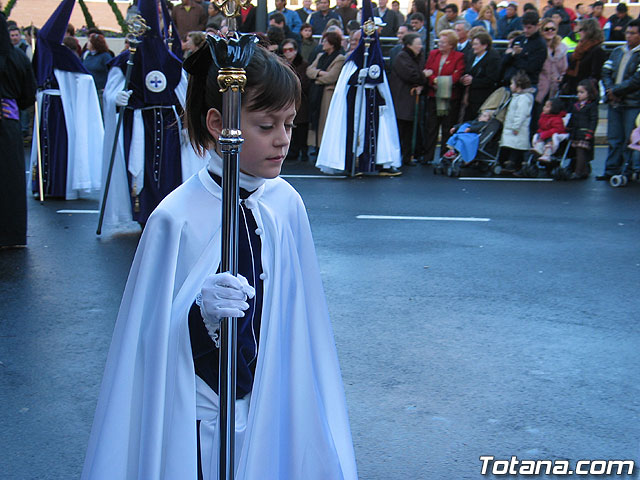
434,87 -> 511,177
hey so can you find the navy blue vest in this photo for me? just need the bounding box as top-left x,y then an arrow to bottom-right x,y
188,173 -> 264,399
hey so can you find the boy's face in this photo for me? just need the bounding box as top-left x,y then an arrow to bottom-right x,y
238,104 -> 297,178
478,111 -> 491,122
543,101 -> 551,114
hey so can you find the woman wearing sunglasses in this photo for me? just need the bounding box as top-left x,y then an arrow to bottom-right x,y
535,18 -> 568,104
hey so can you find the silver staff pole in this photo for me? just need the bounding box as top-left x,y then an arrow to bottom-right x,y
209,1 -> 255,478
351,20 -> 376,177
96,15 -> 149,235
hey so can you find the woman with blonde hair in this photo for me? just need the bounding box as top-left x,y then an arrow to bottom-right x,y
472,5 -> 496,37
422,29 -> 465,164
535,17 -> 568,104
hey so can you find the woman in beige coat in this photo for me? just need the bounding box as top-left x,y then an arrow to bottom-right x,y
306,30 -> 346,148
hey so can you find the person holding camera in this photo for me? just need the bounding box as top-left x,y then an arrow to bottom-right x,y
501,10 -> 547,88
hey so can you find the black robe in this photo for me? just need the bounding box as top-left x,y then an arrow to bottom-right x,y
0,13 -> 36,247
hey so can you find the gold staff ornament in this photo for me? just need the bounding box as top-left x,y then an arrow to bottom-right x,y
362,18 -> 376,37
212,0 -> 253,31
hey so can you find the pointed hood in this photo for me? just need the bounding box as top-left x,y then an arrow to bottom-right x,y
33,0 -> 88,87
110,0 -> 182,106
346,0 -> 384,86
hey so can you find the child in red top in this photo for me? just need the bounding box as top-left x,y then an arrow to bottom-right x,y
532,98 -> 567,161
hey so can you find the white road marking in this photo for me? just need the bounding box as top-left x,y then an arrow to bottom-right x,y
458,177 -> 554,182
56,210 -> 100,214
357,215 -> 490,222
281,174 -> 348,179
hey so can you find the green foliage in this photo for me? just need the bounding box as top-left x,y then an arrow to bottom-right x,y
3,0 -> 18,17
107,0 -> 128,34
77,0 -> 97,30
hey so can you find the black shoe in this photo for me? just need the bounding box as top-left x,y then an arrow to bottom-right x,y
595,174 -> 611,181
403,159 -> 418,166
379,167 -> 402,176
503,161 -> 517,172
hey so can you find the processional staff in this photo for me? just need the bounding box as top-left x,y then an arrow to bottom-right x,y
207,1 -> 256,479
96,15 -> 150,235
351,19 -> 376,177
30,22 -> 44,203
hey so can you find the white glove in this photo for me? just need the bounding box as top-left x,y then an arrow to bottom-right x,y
115,89 -> 133,107
358,68 -> 369,82
199,272 -> 256,337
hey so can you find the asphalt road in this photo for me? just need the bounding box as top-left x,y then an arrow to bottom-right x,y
1,148 -> 639,479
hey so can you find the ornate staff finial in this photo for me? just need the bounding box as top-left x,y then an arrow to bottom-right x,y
126,14 -> 150,51
212,0 -> 253,32
363,18 -> 376,37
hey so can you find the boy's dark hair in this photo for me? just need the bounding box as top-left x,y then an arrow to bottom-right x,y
445,3 -> 459,14
409,12 -> 425,23
521,10 -> 539,25
577,79 -> 598,101
616,2 -> 628,13
184,44 -> 301,154
547,98 -> 564,115
592,1 -> 604,8
300,22 -> 312,31
628,18 -> 640,30
512,70 -> 531,89
523,2 -> 537,13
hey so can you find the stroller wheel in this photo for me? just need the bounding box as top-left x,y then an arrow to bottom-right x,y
631,172 -> 639,182
610,175 -> 627,188
446,165 -> 454,177
492,164 -> 502,175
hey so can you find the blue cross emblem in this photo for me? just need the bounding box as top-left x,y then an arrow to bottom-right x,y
145,70 -> 167,93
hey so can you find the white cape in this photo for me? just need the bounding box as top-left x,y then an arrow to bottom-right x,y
99,67 -> 205,227
316,60 -> 402,173
30,69 -> 104,199
82,166 -> 358,480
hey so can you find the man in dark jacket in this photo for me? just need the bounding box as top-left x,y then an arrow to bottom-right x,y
598,19 -> 640,180
309,0 -> 343,35
374,0 -> 401,37
607,3 -> 632,42
496,2 -> 522,39
501,11 -> 547,86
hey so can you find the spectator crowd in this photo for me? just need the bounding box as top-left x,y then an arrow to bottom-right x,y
3,0 -> 640,250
